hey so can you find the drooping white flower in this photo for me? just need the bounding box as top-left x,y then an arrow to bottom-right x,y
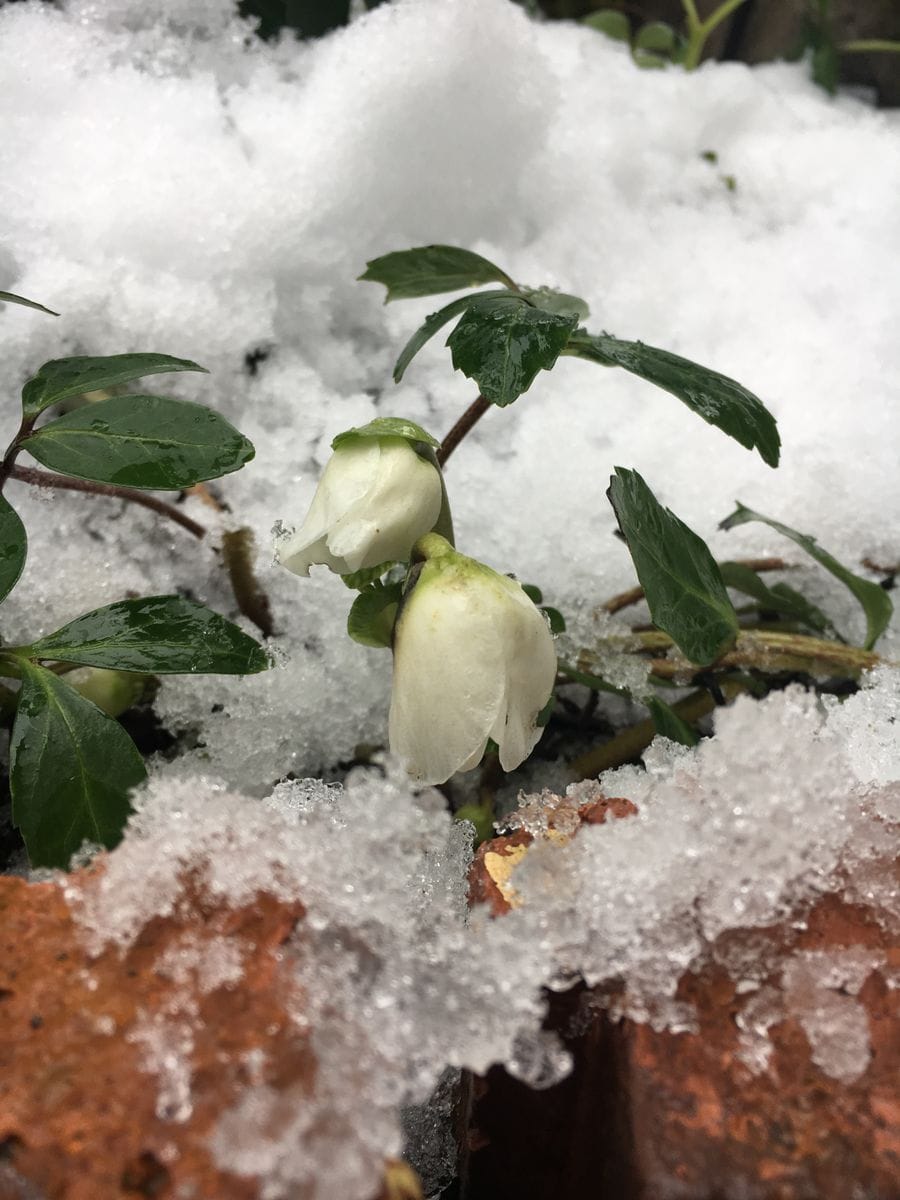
275,434 -> 443,577
389,534 -> 557,785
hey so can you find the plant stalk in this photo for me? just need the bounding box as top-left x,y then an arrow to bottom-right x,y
436,395 -> 491,468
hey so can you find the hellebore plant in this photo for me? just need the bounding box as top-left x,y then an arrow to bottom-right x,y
276,245 -> 892,801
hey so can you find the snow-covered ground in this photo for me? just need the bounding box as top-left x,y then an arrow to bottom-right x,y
2,2 -> 899,1196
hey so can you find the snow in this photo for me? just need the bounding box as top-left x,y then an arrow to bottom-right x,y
2,0 -> 899,1193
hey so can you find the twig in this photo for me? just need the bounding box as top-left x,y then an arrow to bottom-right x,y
601,557 -> 791,616
7,464 -> 207,539
436,395 -> 491,468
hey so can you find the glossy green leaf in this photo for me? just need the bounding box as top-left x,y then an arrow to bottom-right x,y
448,295 -> 578,407
20,395 -> 254,490
568,333 -> 780,467
608,468 -> 738,665
720,504 -> 892,650
359,245 -> 514,301
21,353 -> 207,418
519,287 -> 591,321
347,580 -> 402,648
0,495 -> 27,605
0,290 -> 59,316
582,10 -> 630,40
719,560 -> 833,635
22,595 -> 269,674
393,291 -> 517,382
10,660 -> 147,868
332,416 -> 440,451
646,695 -> 700,747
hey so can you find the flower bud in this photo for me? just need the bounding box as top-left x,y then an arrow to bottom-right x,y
389,535 -> 557,784
275,435 -> 443,577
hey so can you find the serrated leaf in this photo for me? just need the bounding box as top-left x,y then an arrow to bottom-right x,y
0,290 -> 59,316
582,10 -> 630,41
22,595 -> 269,674
719,560 -> 833,636
347,580 -> 402,648
720,504 -> 892,650
10,660 -> 147,868
21,353 -> 207,418
332,416 -> 440,451
608,468 -> 738,665
0,495 -> 27,605
646,695 -> 700,747
359,245 -> 514,301
393,290 -> 517,382
20,394 -> 254,490
519,287 -> 591,321
568,333 -> 780,467
448,295 -> 578,407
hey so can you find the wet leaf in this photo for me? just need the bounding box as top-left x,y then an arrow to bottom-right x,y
608,467 -> 738,665
22,595 -> 270,674
720,504 -> 892,650
393,291 -> 517,382
21,353 -> 207,418
359,245 -> 514,301
0,495 -> 27,605
719,560 -> 833,635
20,394 -> 254,489
332,416 -> 440,450
568,333 -> 780,467
347,580 -> 402,648
448,295 -> 577,407
10,661 -> 146,868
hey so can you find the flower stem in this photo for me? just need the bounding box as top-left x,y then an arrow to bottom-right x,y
681,0 -> 750,71
436,395 -> 491,468
7,464 -> 207,539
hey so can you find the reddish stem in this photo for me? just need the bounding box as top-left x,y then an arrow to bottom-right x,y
436,395 -> 491,468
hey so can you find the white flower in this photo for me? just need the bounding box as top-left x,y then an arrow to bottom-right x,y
276,435 -> 443,577
389,535 -> 557,784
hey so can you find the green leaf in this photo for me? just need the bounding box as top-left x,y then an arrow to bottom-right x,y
359,245 -> 514,301
347,580 -> 402,648
0,495 -> 27,605
0,290 -> 59,316
332,416 -> 440,451
10,660 -> 147,868
608,468 -> 739,665
634,21 -> 676,53
567,333 -> 780,467
720,504 -> 893,650
20,395 -> 254,490
341,563 -> 395,590
646,695 -> 700,747
542,605 -> 566,635
519,286 -> 590,321
582,10 -> 631,41
21,353 -> 208,418
521,583 -> 543,604
718,560 -> 833,635
393,291 -> 517,382
812,38 -> 840,94
21,595 -> 269,674
448,295 -> 578,407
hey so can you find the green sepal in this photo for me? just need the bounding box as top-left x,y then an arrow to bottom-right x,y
608,467 -> 739,666
567,332 -> 780,468
10,660 -> 147,869
21,353 -> 207,418
359,244 -> 514,302
646,695 -> 700,747
332,417 -> 439,451
341,562 -> 395,590
0,290 -> 59,316
347,579 -> 403,649
720,503 -> 893,651
0,495 -> 27,605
